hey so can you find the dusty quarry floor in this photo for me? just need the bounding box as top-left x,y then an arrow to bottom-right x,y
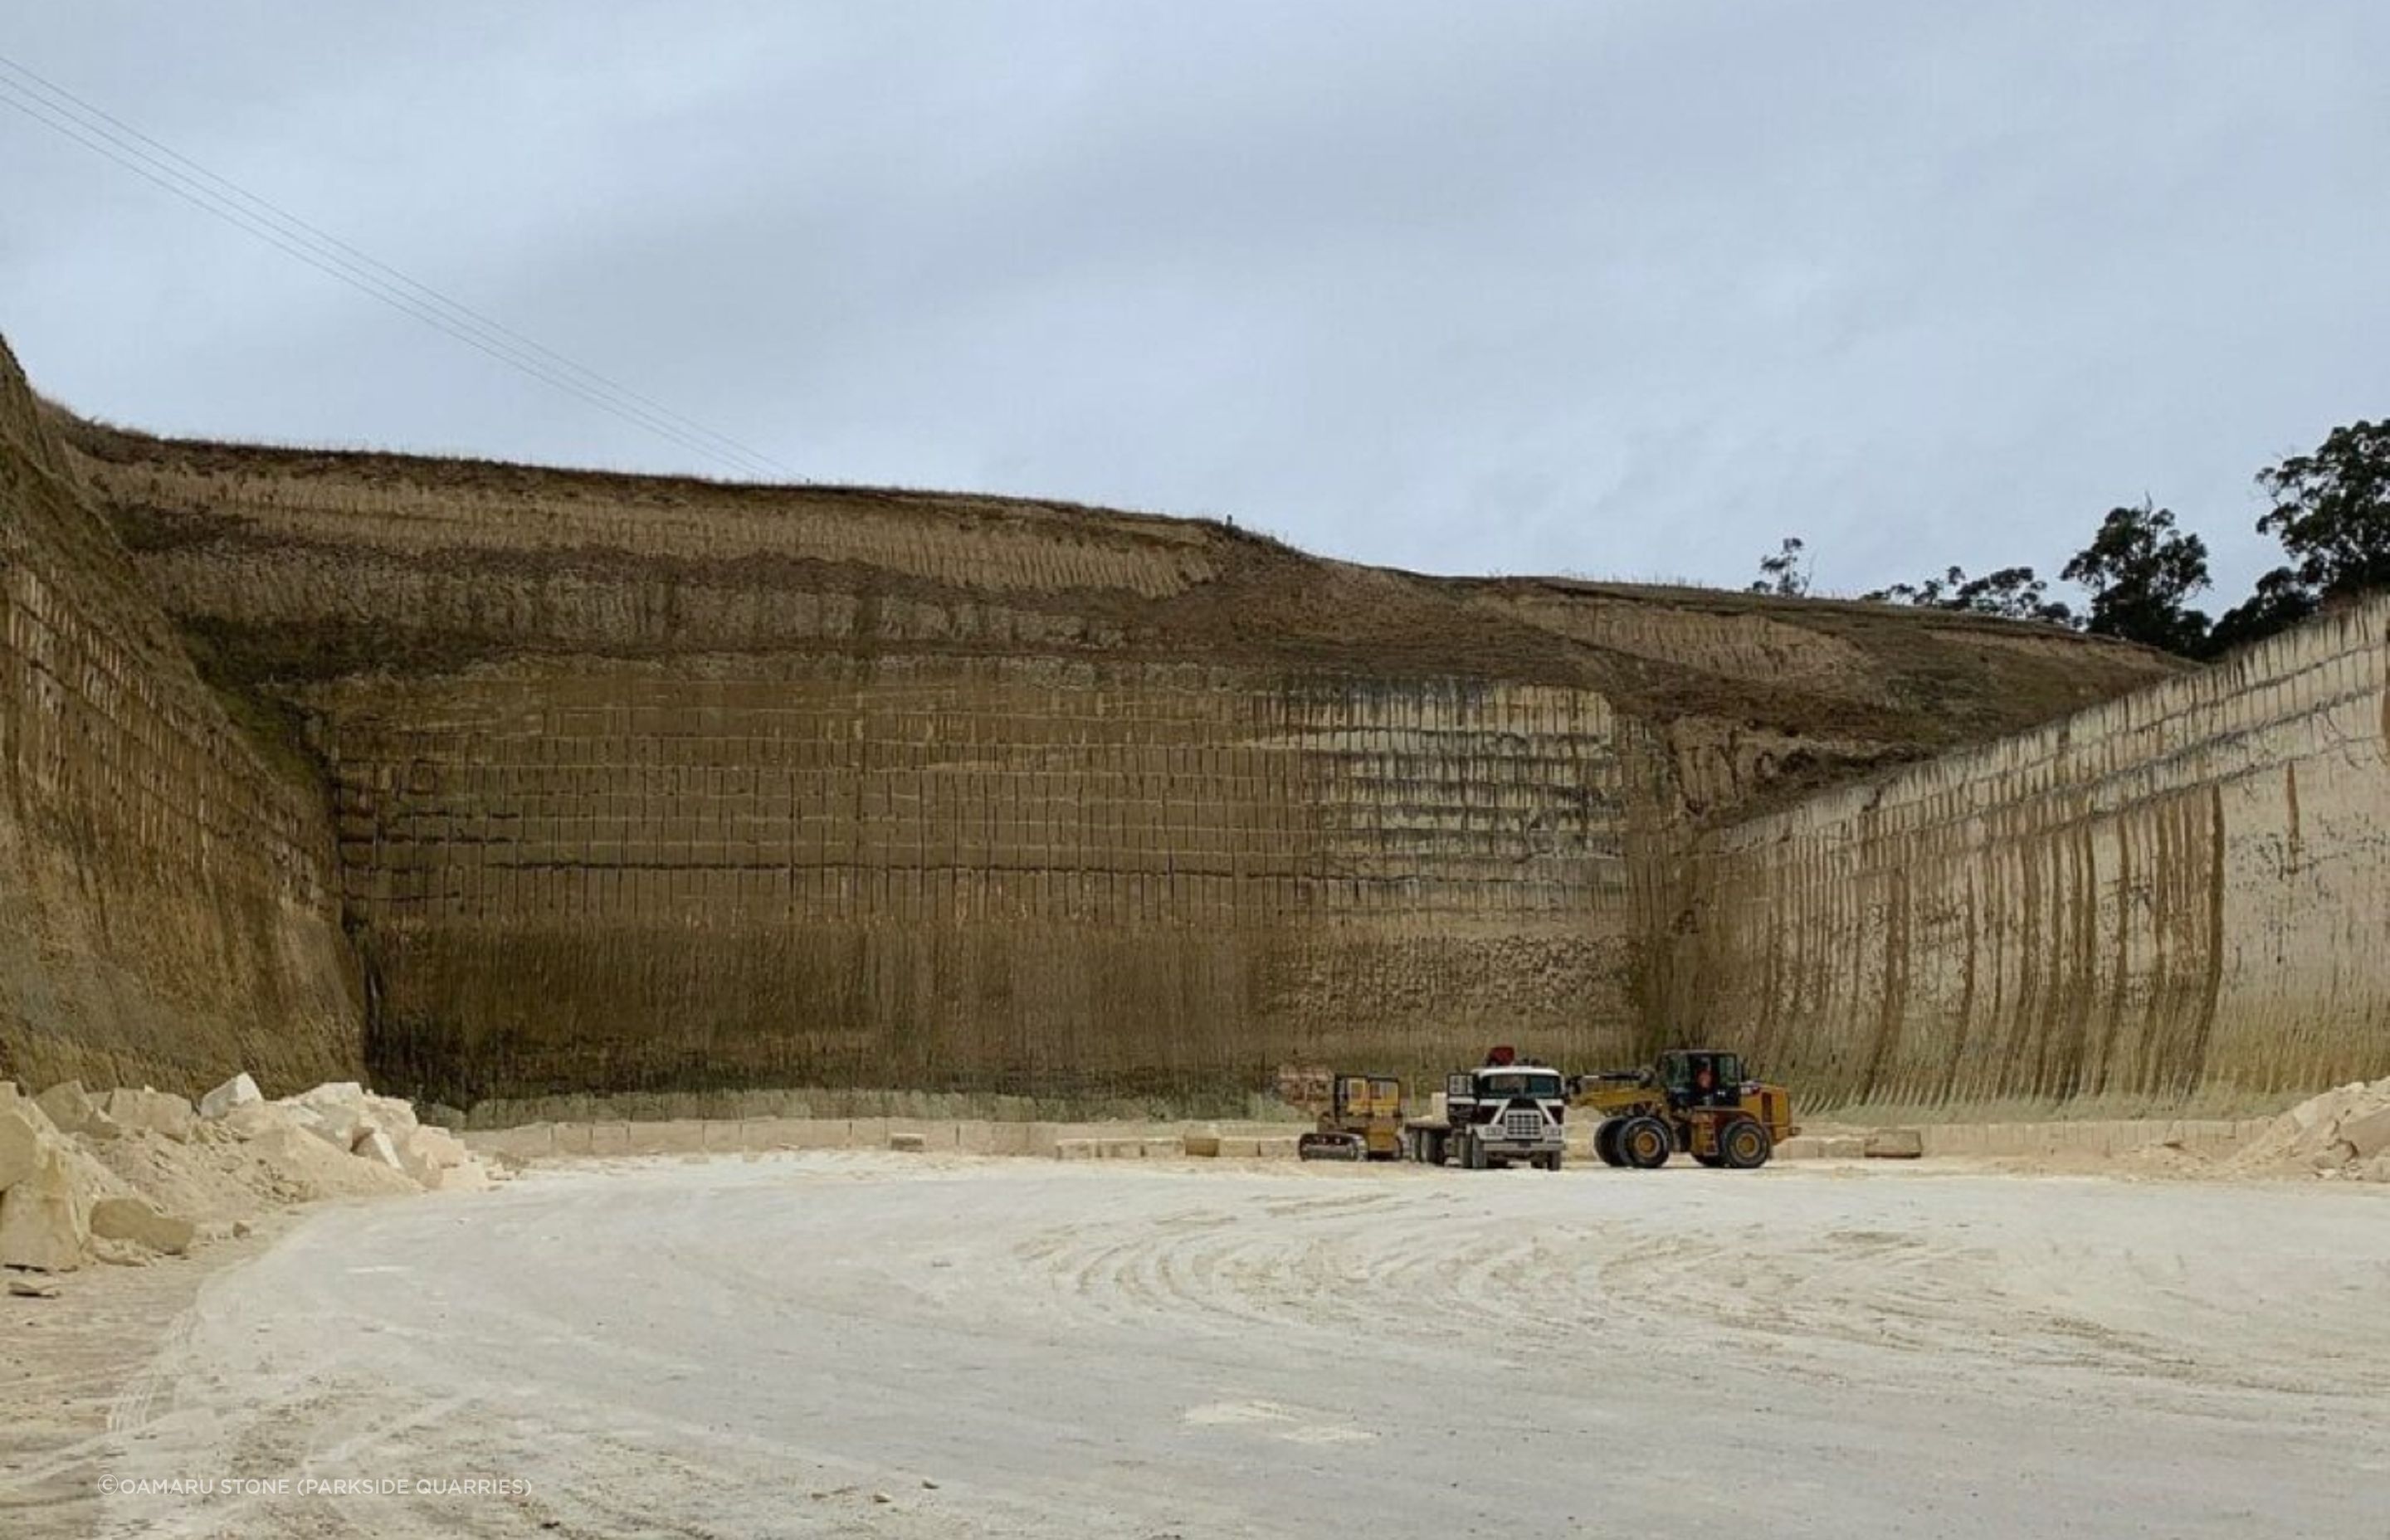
13,1152 -> 2390,1538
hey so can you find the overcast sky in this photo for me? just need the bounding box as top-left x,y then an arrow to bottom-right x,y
4,2 -> 2384,605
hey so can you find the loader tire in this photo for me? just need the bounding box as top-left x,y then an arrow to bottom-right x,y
1594,1119 -> 1627,1167
1719,1117 -> 1773,1170
1620,1116 -> 1672,1170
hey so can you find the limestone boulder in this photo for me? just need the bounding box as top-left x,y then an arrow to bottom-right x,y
350,1127 -> 404,1172
361,1093 -> 421,1138
2339,1105 -> 2390,1162
427,1160 -> 492,1192
0,1104 -> 51,1192
35,1081 -> 120,1141
0,1144 -> 88,1271
222,1100 -> 303,1142
89,1196 -> 195,1256
393,1125 -> 473,1186
284,1082 -> 372,1149
198,1073 -> 263,1120
101,1088 -> 198,1143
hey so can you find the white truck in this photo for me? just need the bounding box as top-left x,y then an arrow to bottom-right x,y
1403,1056 -> 1568,1170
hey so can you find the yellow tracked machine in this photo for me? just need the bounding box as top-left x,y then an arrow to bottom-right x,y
1275,1066 -> 1407,1161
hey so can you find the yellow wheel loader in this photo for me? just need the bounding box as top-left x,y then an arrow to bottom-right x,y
1571,1049 -> 1797,1170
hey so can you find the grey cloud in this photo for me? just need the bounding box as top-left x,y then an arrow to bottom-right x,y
5,0 -> 2385,605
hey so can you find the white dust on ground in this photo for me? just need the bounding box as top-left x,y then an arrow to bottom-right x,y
66,1150 -> 2390,1540
0,1076 -> 495,1536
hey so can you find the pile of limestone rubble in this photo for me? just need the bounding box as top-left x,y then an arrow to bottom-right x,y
2218,1074 -> 2390,1182
0,1073 -> 490,1284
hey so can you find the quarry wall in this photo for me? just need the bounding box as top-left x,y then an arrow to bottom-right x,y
305,657 -> 1641,1103
1661,594 -> 2390,1113
30,329 -> 2285,1115
0,340 -> 358,1095
65,424 -> 1711,1105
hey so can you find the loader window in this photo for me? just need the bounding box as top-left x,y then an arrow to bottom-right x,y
1665,1052 -> 1743,1109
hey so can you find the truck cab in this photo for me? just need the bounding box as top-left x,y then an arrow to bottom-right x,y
1417,1059 -> 1568,1170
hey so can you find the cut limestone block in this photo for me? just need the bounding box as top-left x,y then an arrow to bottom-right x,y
101,1088 -> 198,1143
888,1132 -> 929,1153
1054,1139 -> 1098,1161
1773,1136 -> 1822,1161
35,1082 -> 120,1141
199,1073 -> 263,1120
1182,1133 -> 1223,1157
1863,1128 -> 1925,1159
89,1196 -> 195,1256
1817,1137 -> 1869,1159
0,1146 -> 87,1271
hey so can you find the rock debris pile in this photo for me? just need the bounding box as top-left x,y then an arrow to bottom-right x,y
2222,1075 -> 2390,1182
0,1074 -> 490,1280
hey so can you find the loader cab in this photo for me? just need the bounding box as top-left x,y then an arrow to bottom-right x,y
1334,1075 -> 1403,1122
1658,1050 -> 1744,1111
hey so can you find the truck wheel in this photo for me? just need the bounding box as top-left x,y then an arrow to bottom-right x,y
1620,1116 -> 1672,1170
1539,1150 -> 1563,1172
1594,1119 -> 1627,1167
1422,1131 -> 1447,1166
1719,1118 -> 1773,1169
1463,1133 -> 1487,1171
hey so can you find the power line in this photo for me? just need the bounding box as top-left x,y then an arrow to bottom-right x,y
0,54 -> 794,479
0,76 -> 785,480
0,53 -> 796,481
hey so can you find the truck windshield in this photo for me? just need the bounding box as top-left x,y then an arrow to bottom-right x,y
1477,1072 -> 1562,1098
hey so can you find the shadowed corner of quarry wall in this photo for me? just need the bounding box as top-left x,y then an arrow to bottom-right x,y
1658,593 -> 2390,1115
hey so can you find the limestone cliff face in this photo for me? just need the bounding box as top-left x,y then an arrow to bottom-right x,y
62,430 -> 1668,1102
1661,595 -> 2390,1113
0,340 -> 358,1095
35,359 -> 2191,1109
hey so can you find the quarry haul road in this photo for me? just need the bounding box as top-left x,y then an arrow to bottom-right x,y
77,1153 -> 2390,1539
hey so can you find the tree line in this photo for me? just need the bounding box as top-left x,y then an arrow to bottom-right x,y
1749,419 -> 2390,659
